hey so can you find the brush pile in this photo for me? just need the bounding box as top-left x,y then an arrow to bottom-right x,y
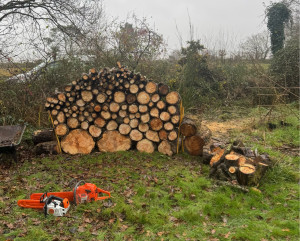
44,63 -> 181,155
205,140 -> 271,186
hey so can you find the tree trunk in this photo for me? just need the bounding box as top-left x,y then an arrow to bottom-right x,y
61,129 -> 95,154
137,139 -> 155,153
32,129 -> 55,145
184,134 -> 205,156
35,141 -> 58,155
97,130 -> 131,152
180,118 -> 197,137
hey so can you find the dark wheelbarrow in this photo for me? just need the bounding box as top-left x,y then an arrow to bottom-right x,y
0,125 -> 26,162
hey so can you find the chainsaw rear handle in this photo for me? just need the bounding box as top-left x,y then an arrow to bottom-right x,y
96,188 -> 111,200
43,195 -> 64,217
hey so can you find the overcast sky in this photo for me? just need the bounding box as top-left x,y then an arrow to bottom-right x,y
104,0 -> 274,53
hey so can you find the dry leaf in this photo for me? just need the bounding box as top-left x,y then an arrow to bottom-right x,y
281,229 -> 290,232
211,229 -> 216,234
157,231 -> 164,236
224,231 -> 231,238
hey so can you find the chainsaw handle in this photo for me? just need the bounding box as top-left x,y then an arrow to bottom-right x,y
96,188 -> 111,200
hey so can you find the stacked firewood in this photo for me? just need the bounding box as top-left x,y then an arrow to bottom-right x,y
179,117 -> 212,155
44,63 -> 181,156
206,141 -> 271,186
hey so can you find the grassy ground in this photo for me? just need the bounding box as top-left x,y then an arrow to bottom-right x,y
0,107 -> 299,241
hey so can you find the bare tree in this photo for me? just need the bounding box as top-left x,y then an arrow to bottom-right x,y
0,0 -> 104,62
240,31 -> 271,60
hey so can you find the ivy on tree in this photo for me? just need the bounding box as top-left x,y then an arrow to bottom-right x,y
266,1 -> 292,55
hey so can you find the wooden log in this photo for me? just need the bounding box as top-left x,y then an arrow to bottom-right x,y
184,134 -> 205,156
57,93 -> 66,102
94,105 -> 101,112
119,110 -> 127,118
121,104 -> 128,110
168,105 -> 178,115
35,141 -> 58,155
55,124 -> 68,136
114,91 -> 126,103
180,118 -> 197,137
158,140 -> 175,156
130,129 -> 143,141
210,147 -> 225,166
159,129 -> 168,140
61,129 -> 95,155
164,122 -> 174,131
81,121 -> 89,130
150,107 -> 159,118
94,117 -> 106,128
145,81 -> 157,94
160,112 -> 171,122
156,100 -> 166,110
129,119 -> 139,129
106,120 -> 118,130
67,117 -> 79,129
237,164 -> 256,186
145,130 -> 160,142
139,105 -> 148,113
148,101 -> 154,108
64,85 -> 72,92
224,154 -> 240,167
141,113 -> 150,123
76,99 -> 86,107
136,139 -> 155,153
199,125 -> 212,145
56,111 -> 65,123
126,94 -> 136,104
166,91 -> 180,104
89,125 -> 102,137
124,117 -> 130,124
150,118 -> 163,131
158,83 -> 169,96
32,129 -> 55,145
151,93 -> 160,103
138,123 -> 149,133
109,102 -> 120,112
171,115 -> 180,125
137,91 -> 150,104
129,104 -> 138,114
101,111 -> 111,120
47,97 -> 59,104
119,124 -> 131,135
168,130 -> 178,141
97,131 -> 131,152
129,113 -> 135,119
51,109 -> 58,116
96,93 -> 107,103
129,84 -> 139,94
81,91 -> 93,102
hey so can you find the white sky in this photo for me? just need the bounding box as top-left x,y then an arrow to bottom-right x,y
104,0 -> 274,53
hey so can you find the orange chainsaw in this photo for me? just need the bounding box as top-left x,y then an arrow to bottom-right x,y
18,181 -> 111,212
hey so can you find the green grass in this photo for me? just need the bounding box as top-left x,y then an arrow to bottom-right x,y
0,149 -> 299,240
0,106 -> 299,240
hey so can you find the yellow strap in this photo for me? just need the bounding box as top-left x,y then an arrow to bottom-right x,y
177,100 -> 185,154
48,111 -> 62,154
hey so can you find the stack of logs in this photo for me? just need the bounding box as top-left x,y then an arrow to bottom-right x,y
180,118 -> 211,156
45,63 -> 181,156
206,141 -> 271,186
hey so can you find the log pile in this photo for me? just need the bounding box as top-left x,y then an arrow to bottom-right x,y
206,141 -> 271,186
45,63 -> 181,155
179,117 -> 212,156
32,129 -> 58,155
